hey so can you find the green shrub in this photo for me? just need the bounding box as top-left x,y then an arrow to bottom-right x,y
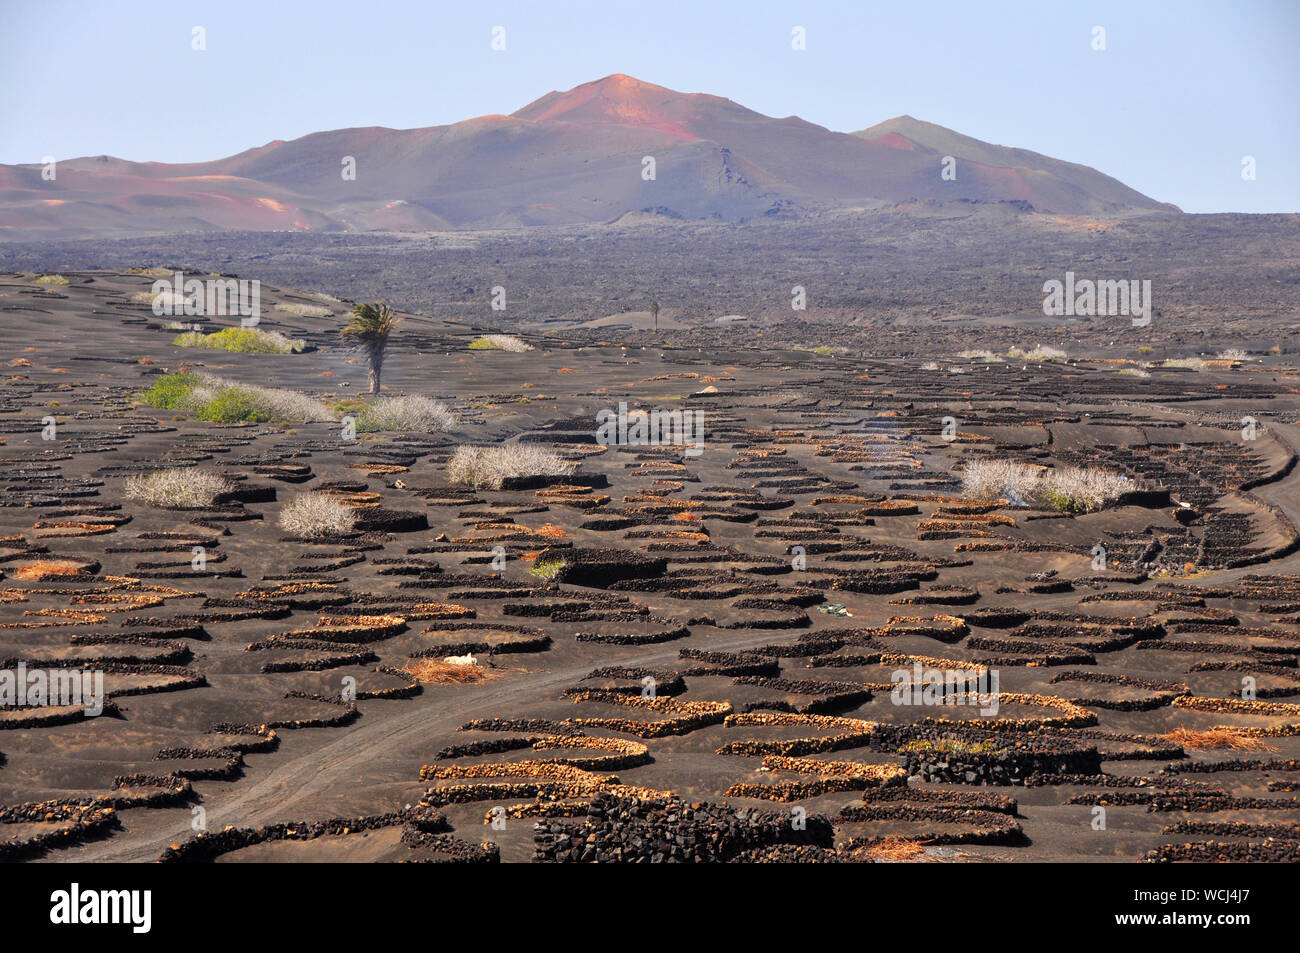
142,372 -> 200,410
195,389 -> 271,423
1041,487 -> 1088,515
332,398 -> 369,418
528,557 -> 566,581
34,274 -> 69,285
142,372 -> 333,425
172,327 -> 304,354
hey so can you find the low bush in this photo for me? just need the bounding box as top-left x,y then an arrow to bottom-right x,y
528,557 -> 566,581
468,335 -> 533,353
125,468 -> 232,508
142,372 -> 201,409
1162,728 -> 1276,752
277,302 -> 333,318
173,327 -> 305,354
278,492 -> 357,538
195,388 -> 272,423
141,372 -> 332,424
447,445 -> 572,490
402,658 -> 497,684
1008,344 -> 1067,362
355,394 -> 455,433
962,459 -> 1129,513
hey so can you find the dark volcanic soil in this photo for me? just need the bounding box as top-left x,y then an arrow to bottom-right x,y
3,207 -> 1298,358
3,270 -> 1300,863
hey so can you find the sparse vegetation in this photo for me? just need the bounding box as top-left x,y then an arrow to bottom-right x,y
469,334 -> 533,353
353,394 -> 455,433
1008,344 -> 1067,363
1162,728 -> 1277,752
141,372 -> 201,410
527,557 -> 566,581
1216,348 -> 1248,361
195,387 -> 272,423
446,444 -> 572,490
140,372 -> 333,424
962,458 -> 1129,512
866,837 -> 927,861
1162,357 -> 1207,370
278,301 -> 333,318
173,327 -> 305,354
278,492 -> 357,538
125,467 -> 232,508
401,657 -> 498,684
34,274 -> 69,285
898,738 -> 1004,756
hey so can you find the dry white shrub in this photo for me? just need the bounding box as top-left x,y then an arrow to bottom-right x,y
960,459 -> 1041,505
961,458 -> 1129,512
446,444 -> 572,490
277,302 -> 333,318
475,334 -> 533,353
278,492 -> 357,538
125,468 -> 232,508
1008,344 -> 1068,362
1042,466 -> 1130,513
359,394 -> 455,432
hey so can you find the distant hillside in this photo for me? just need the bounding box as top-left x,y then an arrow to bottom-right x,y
0,74 -> 1176,238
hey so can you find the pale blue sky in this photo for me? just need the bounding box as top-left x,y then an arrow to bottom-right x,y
2,0 -> 1296,212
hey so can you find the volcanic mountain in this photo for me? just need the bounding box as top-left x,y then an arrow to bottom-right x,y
0,74 -> 1177,237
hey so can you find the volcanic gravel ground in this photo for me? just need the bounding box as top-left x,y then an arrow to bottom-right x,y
3,271 -> 1300,863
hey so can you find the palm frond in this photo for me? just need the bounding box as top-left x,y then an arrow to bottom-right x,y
341,301 -> 401,342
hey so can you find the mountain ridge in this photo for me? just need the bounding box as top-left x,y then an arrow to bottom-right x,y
0,74 -> 1179,238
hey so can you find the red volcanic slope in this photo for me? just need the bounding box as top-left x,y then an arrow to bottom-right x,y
0,74 -> 1177,237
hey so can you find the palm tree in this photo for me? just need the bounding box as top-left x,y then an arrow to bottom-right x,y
341,301 -> 401,394
649,300 -> 659,331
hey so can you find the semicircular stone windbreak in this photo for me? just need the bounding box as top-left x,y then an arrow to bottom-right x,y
5,273 -> 1300,863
